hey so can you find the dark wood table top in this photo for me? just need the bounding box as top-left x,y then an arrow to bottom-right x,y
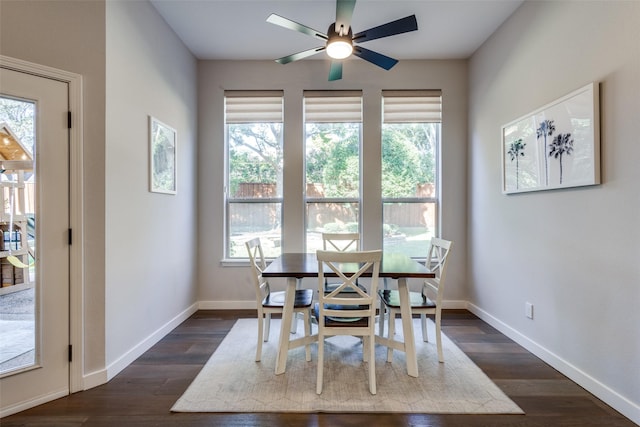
262,252 -> 435,279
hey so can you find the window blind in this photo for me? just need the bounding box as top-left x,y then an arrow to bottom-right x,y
304,90 -> 362,123
225,90 -> 284,123
382,90 -> 442,123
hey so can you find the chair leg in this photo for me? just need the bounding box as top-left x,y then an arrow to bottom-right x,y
316,333 -> 325,394
367,330 -> 377,395
304,310 -> 312,362
264,313 -> 271,341
386,309 -> 395,362
256,315 -> 264,362
421,313 -> 429,342
378,301 -> 385,337
362,336 -> 369,362
435,310 -> 444,363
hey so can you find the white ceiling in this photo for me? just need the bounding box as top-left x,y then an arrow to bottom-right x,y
150,0 -> 523,61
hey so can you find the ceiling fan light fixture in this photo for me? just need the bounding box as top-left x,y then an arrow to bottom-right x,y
325,23 -> 353,59
326,38 -> 353,59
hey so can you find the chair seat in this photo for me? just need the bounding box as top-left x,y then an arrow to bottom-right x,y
313,303 -> 370,327
378,289 -> 436,309
263,289 -> 314,308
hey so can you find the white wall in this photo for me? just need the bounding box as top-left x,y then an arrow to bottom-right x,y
105,1 -> 198,376
197,59 -> 469,308
468,1 -> 640,423
0,0 -> 107,377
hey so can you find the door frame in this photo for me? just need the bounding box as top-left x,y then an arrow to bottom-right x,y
0,55 -> 85,393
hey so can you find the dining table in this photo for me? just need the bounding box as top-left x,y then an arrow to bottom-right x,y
261,252 -> 435,377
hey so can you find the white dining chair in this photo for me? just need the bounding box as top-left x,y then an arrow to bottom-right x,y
315,249 -> 382,395
321,232 -> 363,294
378,237 -> 453,363
245,237 -> 314,362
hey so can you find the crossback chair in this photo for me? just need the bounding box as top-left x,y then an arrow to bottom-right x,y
315,249 -> 382,395
245,237 -> 314,362
378,237 -> 453,363
321,232 -> 364,294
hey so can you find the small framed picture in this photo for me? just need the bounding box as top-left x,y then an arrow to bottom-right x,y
149,116 -> 177,194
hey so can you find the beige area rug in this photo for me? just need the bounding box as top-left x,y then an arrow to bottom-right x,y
172,318 -> 524,414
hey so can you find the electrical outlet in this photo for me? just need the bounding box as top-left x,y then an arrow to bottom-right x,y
525,302 -> 534,319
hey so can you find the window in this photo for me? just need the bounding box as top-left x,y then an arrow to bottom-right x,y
304,91 -> 362,253
381,90 -> 442,258
225,91 -> 283,258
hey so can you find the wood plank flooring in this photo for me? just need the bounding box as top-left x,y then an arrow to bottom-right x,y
2,310 -> 635,426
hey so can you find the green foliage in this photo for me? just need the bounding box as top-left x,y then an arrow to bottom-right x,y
382,123 -> 436,198
228,123 -> 282,196
228,121 -> 438,199
383,223 -> 399,236
305,123 -> 360,197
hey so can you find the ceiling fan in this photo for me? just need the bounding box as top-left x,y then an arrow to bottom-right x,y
266,0 -> 418,81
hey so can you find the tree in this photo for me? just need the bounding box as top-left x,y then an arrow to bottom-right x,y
381,123 -> 436,198
305,122 -> 360,197
227,121 -> 437,200
536,119 -> 555,186
507,138 -> 526,189
228,123 -> 283,196
548,133 -> 574,184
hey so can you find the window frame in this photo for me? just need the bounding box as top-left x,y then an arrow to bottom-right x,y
381,90 -> 442,259
303,91 -> 363,253
224,91 -> 284,260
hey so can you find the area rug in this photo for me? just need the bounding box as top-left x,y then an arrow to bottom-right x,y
171,318 -> 523,414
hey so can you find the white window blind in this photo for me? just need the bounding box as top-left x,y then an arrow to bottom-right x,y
304,90 -> 362,123
225,90 -> 284,123
382,90 -> 442,123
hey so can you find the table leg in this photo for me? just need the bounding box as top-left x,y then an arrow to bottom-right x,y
397,277 -> 418,377
275,276 -> 297,375
290,278 -> 302,334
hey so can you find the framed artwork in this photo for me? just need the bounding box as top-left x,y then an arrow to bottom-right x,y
502,82 -> 600,194
149,116 -> 177,194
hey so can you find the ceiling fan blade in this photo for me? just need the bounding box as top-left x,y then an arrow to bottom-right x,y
335,0 -> 356,33
353,46 -> 398,70
266,13 -> 328,41
352,15 -> 418,43
275,47 -> 326,65
328,61 -> 343,81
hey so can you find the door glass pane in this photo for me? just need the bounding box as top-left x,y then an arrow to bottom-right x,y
0,96 -> 36,376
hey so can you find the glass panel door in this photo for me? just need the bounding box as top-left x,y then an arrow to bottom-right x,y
0,97 -> 36,376
0,66 -> 70,413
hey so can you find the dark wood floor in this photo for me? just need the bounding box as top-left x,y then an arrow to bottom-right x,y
2,309 -> 635,426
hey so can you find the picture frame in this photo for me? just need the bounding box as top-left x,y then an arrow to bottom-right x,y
149,116 -> 177,194
501,82 -> 600,194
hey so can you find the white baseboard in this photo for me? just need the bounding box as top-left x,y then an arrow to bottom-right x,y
0,387 -> 68,418
82,368 -> 108,391
198,300 -> 256,310
442,299 -> 468,310
105,303 -> 199,382
467,303 -> 640,426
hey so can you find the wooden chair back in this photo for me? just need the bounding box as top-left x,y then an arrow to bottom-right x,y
321,232 -> 360,252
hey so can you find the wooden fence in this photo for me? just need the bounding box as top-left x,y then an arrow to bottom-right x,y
232,183 -> 435,230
